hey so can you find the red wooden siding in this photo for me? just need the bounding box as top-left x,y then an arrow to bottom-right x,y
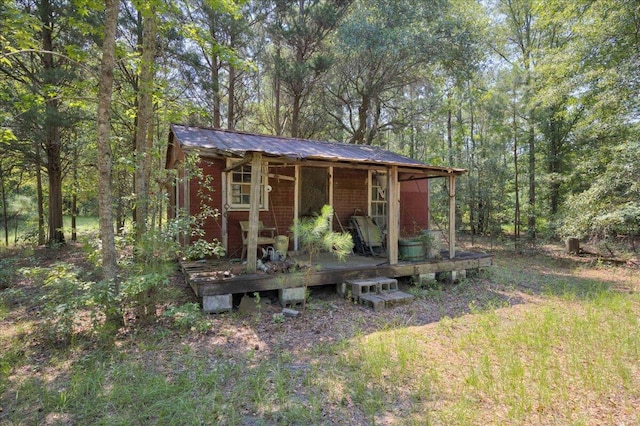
190,159 -> 224,246
333,168 -> 368,230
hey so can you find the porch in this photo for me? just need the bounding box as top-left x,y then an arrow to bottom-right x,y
180,249 -> 493,301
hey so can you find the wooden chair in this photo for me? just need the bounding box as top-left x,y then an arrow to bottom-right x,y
240,220 -> 276,259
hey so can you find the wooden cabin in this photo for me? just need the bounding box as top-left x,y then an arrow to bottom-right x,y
166,124 -> 492,312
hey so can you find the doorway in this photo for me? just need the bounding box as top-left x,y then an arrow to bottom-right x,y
299,167 -> 328,217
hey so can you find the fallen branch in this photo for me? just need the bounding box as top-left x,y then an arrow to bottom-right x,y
580,248 -> 639,267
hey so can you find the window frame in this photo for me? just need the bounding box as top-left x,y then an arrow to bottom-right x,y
369,170 -> 387,232
226,158 -> 269,211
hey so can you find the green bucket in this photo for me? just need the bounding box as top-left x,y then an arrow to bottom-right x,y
399,238 -> 426,262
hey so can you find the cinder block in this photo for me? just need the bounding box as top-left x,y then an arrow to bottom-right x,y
346,277 -> 398,301
359,294 -> 386,311
376,278 -> 398,292
279,287 -> 306,307
202,294 -> 232,314
417,273 -> 437,286
336,282 -> 348,297
347,280 -> 379,300
452,270 -> 466,282
383,291 -> 415,307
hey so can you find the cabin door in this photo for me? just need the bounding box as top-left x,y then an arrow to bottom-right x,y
299,167 -> 328,217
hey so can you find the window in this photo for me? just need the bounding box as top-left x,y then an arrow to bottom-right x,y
370,171 -> 387,232
227,159 -> 268,210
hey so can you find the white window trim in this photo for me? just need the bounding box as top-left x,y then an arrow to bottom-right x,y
369,170 -> 387,230
225,158 -> 269,211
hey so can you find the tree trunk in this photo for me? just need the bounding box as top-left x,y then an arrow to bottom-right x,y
291,92 -> 301,138
527,118 -> 535,240
274,46 -> 282,136
512,92 -> 521,251
96,0 -> 120,287
228,62 -> 236,129
211,54 -> 221,128
350,93 -> 370,144
0,164 -> 8,246
566,237 -> 580,254
134,11 -> 156,242
35,144 -> 45,245
45,129 -> 64,245
71,145 -> 78,242
207,9 -> 221,128
447,90 -> 453,165
41,0 -> 65,245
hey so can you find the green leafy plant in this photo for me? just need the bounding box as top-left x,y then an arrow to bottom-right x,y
0,258 -> 17,290
163,302 -> 212,332
23,263 -> 87,346
291,205 -> 354,308
120,271 -> 170,324
272,312 -> 286,323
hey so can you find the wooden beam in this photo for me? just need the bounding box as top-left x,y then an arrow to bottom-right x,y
328,166 -> 334,230
223,156 -> 251,172
387,165 -> 399,265
221,163 -> 228,253
187,253 -> 494,296
267,173 -> 295,181
449,174 -> 456,259
294,165 -> 300,251
246,152 -> 263,273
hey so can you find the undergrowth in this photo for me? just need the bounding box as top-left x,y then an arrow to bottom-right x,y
1,240 -> 639,425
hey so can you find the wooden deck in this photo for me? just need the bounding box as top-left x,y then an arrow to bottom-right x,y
180,251 -> 494,298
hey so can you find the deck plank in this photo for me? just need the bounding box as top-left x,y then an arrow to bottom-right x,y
180,251 -> 493,297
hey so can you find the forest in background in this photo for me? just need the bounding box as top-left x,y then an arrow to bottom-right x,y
1,0 -> 639,252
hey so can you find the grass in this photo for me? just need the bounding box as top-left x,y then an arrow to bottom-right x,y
1,238 -> 639,424
0,215 -> 100,249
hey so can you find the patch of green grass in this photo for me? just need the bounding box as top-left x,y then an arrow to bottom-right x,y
62,215 -> 100,236
446,292 -> 640,423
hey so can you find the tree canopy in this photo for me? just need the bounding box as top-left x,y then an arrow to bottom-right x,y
1,0 -> 638,253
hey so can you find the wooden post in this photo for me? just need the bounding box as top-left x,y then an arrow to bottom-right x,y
328,166 -> 334,231
246,152 -> 263,273
387,166 -> 399,265
221,164 -> 228,253
293,165 -> 300,251
449,174 -> 456,259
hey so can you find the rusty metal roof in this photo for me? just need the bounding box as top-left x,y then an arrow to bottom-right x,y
169,124 -> 466,175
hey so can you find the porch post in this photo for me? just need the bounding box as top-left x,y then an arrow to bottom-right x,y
293,165 -> 300,251
449,174 -> 456,259
246,152 -> 263,273
220,165 -> 228,254
387,165 -> 399,265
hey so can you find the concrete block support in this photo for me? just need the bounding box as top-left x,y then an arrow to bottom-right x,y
359,294 -> 386,311
346,277 -> 399,301
336,282 -> 348,297
279,287 -> 306,307
203,294 -> 232,314
452,269 -> 466,282
417,273 -> 437,286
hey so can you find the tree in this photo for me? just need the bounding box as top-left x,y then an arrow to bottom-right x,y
96,0 -> 120,289
0,0 -> 97,245
133,4 -> 158,242
325,0 -> 479,145
269,0 -> 350,138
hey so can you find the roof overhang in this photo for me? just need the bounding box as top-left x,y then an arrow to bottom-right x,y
167,124 -> 467,178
